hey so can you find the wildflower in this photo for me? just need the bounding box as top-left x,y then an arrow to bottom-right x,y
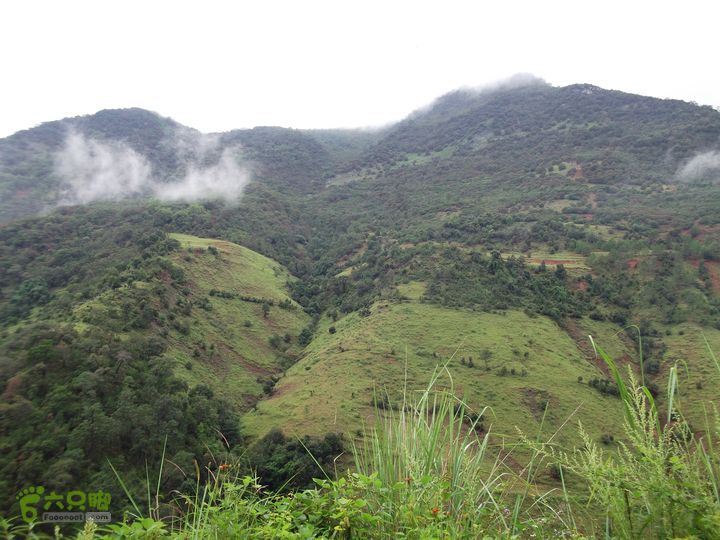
218,463 -> 230,472
431,506 -> 440,516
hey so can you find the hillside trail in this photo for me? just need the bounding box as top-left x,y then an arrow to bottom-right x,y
561,319 -> 634,378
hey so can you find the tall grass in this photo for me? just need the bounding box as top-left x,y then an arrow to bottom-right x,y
532,338 -> 720,539
353,363 -> 506,536
9,340 -> 720,538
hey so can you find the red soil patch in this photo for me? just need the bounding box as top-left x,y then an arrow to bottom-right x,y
689,259 -> 720,292
683,224 -> 720,242
561,320 -> 633,379
706,261 -> 720,292
573,280 -> 589,292
573,163 -> 584,180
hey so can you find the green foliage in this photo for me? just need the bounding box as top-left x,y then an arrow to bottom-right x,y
533,343 -> 720,539
2,82 -> 720,537
247,429 -> 344,491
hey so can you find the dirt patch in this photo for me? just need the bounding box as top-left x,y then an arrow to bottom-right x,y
574,163 -> 584,180
690,259 -> 720,292
562,319 -> 611,378
242,393 -> 261,408
337,241 -> 368,267
1,374 -> 23,401
683,224 -> 720,242
496,443 -> 524,473
209,240 -> 234,255
627,259 -> 639,271
521,388 -> 557,421
706,261 -> 720,292
267,381 -> 296,400
214,343 -> 274,376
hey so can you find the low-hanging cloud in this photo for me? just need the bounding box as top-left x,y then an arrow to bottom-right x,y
153,148 -> 248,202
55,130 -> 250,205
56,131 -> 153,203
675,150 -> 720,183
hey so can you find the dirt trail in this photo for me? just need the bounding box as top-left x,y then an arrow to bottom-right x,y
561,319 -> 635,378
267,381 -> 296,400
215,343 -> 274,376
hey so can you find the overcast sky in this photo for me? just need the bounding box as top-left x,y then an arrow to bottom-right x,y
1,0 -> 718,137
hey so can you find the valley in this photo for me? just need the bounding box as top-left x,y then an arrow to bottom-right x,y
1,78 -> 720,537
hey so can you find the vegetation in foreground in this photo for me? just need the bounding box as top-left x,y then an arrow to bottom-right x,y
4,343 -> 720,539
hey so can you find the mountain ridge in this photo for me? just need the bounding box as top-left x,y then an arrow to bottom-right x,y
2,78 -> 720,519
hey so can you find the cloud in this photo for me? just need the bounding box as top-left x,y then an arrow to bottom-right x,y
408,73 -> 548,118
56,131 -> 152,204
55,130 -> 250,205
675,150 -> 720,183
153,148 -> 249,202
463,73 -> 548,94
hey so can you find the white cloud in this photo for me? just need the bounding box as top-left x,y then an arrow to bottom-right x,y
676,151 -> 720,183
56,131 -> 152,204
55,130 -> 250,205
153,148 -> 249,202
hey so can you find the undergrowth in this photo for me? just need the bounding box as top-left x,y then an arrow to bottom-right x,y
4,341 -> 720,539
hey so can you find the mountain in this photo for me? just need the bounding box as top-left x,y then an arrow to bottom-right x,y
2,79 -> 720,518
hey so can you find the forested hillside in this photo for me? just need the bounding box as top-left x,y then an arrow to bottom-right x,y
2,79 -> 720,533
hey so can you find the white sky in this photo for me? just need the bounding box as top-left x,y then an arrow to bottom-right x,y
1,0 -> 718,137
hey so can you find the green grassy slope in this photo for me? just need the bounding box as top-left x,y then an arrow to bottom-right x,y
63,233 -> 309,411
244,300 -> 627,451
164,234 -> 309,409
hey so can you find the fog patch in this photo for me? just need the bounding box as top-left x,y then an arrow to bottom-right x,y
153,148 -> 249,202
55,130 -> 250,205
675,150 -> 720,183
462,73 -> 548,94
56,131 -> 152,204
409,73 -> 548,118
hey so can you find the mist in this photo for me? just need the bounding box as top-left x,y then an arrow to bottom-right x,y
55,130 -> 250,205
153,148 -> 248,202
675,150 -> 720,183
56,131 -> 153,204
408,73 -> 548,119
